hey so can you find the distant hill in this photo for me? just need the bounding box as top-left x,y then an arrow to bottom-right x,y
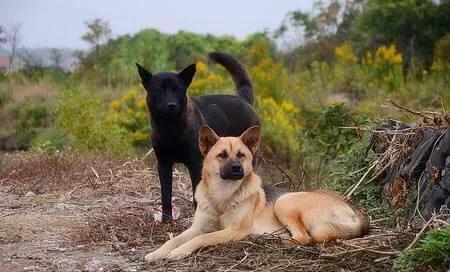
0,47 -> 80,71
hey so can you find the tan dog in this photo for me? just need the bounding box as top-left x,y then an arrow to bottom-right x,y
145,126 -> 369,262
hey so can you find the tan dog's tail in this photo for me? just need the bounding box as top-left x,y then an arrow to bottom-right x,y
328,208 -> 370,240
320,190 -> 370,238
209,52 -> 254,105
353,208 -> 370,236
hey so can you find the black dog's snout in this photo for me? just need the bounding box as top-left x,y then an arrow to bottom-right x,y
167,102 -> 177,110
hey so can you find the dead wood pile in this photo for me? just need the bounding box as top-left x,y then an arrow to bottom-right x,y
368,100 -> 450,219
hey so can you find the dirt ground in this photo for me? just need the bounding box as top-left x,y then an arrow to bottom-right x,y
0,152 -> 413,272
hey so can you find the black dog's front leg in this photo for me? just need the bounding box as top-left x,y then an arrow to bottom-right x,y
158,162 -> 174,221
186,161 -> 202,209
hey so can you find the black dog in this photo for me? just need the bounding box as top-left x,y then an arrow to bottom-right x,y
136,52 -> 260,220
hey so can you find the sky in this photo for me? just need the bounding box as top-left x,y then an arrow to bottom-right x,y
0,0 -> 314,50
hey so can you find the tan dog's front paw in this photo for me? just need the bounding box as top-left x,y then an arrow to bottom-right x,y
291,234 -> 312,245
144,251 -> 167,262
166,247 -> 191,261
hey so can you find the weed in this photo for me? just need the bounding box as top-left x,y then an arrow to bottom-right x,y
394,226 -> 450,272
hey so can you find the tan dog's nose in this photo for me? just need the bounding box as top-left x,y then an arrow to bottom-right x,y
220,159 -> 244,180
231,161 -> 242,172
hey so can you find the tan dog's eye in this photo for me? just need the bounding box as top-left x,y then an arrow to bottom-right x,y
237,151 -> 245,159
217,151 -> 228,159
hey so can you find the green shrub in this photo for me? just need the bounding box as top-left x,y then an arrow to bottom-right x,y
56,88 -> 133,155
394,226 -> 450,272
14,99 -> 52,143
0,85 -> 12,107
0,69 -> 5,81
328,135 -> 381,209
300,104 -> 370,175
31,128 -> 67,154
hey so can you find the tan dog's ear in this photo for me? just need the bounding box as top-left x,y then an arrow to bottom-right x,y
239,126 -> 260,154
199,125 -> 219,157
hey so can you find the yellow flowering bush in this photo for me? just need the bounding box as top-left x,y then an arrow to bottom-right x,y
373,44 -> 403,65
333,43 -> 367,99
189,61 -> 232,96
364,44 -> 403,91
335,42 -> 357,63
108,88 -> 150,147
432,33 -> 450,72
247,43 -> 290,102
245,42 -> 301,161
258,97 -> 300,160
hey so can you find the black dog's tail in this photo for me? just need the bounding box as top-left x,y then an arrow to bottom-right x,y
209,52 -> 254,105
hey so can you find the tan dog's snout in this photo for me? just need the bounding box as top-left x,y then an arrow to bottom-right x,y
220,158 -> 244,180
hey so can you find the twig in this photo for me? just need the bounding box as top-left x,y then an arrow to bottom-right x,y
321,246 -> 379,257
341,241 -> 397,256
405,213 -> 442,251
259,153 -> 276,184
339,126 -> 371,131
90,166 -> 100,180
433,219 -> 450,226
345,161 -> 378,198
266,159 -> 295,186
349,233 -> 399,241
141,148 -> 154,161
371,218 -> 389,223
374,256 -> 391,263
413,171 -> 427,224
384,99 -> 434,120
224,249 -> 248,272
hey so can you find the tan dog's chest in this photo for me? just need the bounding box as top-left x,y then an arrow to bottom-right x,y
200,188 -> 286,236
218,207 -> 247,229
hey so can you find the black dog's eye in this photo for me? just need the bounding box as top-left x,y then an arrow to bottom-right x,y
217,151 -> 228,159
237,151 -> 245,159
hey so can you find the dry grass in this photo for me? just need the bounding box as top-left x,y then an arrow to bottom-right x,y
1,151 -> 418,271
73,202 -> 413,272
9,82 -> 60,103
0,151 -> 154,196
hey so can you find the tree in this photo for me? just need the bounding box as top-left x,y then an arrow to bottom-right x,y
275,1 -> 342,44
0,26 -> 6,46
81,18 -> 112,62
18,48 -> 42,68
275,1 -> 346,67
357,0 -> 450,66
6,23 -> 22,71
50,48 -> 64,68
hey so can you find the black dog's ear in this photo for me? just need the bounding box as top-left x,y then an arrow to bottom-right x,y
178,63 -> 196,88
136,63 -> 152,87
239,126 -> 260,154
199,125 -> 219,157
